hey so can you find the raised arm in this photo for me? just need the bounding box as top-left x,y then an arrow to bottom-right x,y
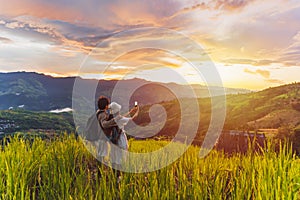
124,106 -> 139,118
131,106 -> 139,119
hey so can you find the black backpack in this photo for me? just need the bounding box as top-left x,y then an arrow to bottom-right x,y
110,126 -> 122,144
84,110 -> 104,141
107,113 -> 122,144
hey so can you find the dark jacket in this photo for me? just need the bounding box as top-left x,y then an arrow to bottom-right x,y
97,110 -> 120,137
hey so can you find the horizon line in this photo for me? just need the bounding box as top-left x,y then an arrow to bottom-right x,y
2,70 -> 297,91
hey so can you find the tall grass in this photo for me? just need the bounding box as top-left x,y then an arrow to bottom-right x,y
0,135 -> 299,199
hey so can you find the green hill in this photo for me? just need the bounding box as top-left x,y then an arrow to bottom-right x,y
0,109 -> 75,135
225,82 -> 300,130
128,82 -> 300,142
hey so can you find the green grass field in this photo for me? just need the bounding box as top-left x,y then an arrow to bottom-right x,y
0,135 -> 299,199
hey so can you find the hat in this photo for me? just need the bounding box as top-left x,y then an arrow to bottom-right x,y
109,102 -> 121,114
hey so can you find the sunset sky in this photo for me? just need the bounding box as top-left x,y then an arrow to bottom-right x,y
0,0 -> 300,90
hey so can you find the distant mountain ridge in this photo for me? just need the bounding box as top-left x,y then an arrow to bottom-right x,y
0,72 -> 75,110
0,71 -> 251,111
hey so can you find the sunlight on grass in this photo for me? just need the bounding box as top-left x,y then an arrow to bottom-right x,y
0,134 -> 299,199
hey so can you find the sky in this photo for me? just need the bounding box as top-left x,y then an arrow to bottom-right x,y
0,0 -> 300,90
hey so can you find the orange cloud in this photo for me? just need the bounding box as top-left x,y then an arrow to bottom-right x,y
105,49 -> 183,70
109,3 -> 160,27
266,79 -> 284,84
214,0 -> 256,11
167,0 -> 256,21
0,1 -> 84,23
244,68 -> 270,78
222,58 -> 275,66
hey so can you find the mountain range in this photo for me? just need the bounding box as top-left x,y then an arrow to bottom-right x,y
0,72 -> 299,144
0,72 -> 250,111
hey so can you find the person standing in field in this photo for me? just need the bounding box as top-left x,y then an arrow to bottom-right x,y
96,96 -> 118,162
96,96 -> 138,181
108,102 -> 139,175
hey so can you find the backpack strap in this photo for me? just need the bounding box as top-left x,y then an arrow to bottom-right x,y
115,128 -> 123,140
96,109 -> 104,118
96,110 -> 105,129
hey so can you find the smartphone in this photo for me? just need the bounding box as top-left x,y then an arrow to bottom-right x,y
134,101 -> 138,107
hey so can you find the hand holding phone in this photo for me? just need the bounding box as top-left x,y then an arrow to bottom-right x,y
132,101 -> 139,119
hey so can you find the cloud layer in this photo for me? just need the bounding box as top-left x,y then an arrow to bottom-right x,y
0,0 -> 299,89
